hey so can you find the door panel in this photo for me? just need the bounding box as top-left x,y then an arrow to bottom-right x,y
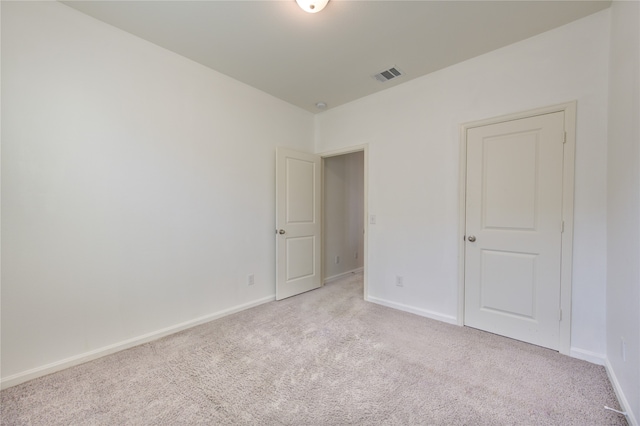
276,148 -> 321,300
464,112 -> 564,350
480,250 -> 536,319
482,133 -> 538,230
286,159 -> 315,223
286,236 -> 315,280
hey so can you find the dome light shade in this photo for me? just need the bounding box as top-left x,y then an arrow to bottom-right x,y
296,0 -> 329,13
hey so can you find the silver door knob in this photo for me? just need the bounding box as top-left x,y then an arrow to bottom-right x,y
468,235 -> 476,242
278,229 -> 286,235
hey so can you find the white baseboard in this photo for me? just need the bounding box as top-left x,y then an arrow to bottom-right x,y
569,347 -> 607,365
323,267 -> 364,284
367,296 -> 457,325
0,295 -> 275,390
605,358 -> 638,426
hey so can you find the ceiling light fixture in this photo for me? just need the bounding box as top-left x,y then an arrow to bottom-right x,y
296,0 -> 329,14
315,102 -> 327,110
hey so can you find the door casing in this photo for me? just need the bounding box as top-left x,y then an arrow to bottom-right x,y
458,102 -> 576,355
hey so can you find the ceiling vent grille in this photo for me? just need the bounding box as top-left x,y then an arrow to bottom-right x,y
372,67 -> 404,83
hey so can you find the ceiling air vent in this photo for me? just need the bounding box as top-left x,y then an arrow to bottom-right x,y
372,67 -> 404,83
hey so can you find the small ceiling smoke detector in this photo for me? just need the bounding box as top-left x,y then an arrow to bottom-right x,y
315,102 -> 327,109
296,0 -> 329,13
372,67 -> 404,83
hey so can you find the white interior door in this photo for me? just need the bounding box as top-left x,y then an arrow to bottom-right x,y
464,111 -> 565,350
276,147 -> 322,300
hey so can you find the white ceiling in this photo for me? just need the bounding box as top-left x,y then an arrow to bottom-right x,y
62,0 -> 611,113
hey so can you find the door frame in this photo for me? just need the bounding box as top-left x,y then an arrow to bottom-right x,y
457,102 -> 576,355
318,144 -> 369,300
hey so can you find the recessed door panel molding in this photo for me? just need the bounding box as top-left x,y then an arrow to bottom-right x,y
276,147 -> 322,300
286,236 -> 316,281
482,131 -> 539,231
462,109 -> 567,351
286,158 -> 316,224
480,250 -> 537,319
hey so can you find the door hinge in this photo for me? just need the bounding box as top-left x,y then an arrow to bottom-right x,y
559,309 -> 563,321
563,131 -> 567,144
561,221 -> 565,233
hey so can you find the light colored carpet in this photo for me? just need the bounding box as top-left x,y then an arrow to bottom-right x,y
1,272 -> 627,425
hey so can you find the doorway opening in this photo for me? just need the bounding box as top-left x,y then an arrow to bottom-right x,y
321,146 -> 367,298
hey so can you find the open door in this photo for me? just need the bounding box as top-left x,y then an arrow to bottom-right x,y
276,147 -> 322,300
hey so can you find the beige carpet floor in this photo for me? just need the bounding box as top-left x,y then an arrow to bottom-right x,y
1,272 -> 627,425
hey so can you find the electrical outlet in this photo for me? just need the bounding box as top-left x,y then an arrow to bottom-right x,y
335,255 -> 340,264
395,275 -> 403,287
621,337 -> 626,362
247,274 -> 255,286
370,215 -> 377,225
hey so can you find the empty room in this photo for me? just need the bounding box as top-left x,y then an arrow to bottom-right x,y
1,0 -> 639,424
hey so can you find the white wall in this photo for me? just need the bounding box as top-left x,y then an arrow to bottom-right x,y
323,152 -> 364,280
1,1 -> 314,383
316,11 -> 611,355
606,0 -> 640,423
